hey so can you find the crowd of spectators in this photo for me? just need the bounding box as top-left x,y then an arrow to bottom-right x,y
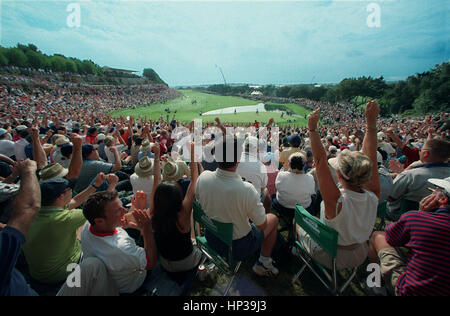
0,72 -> 449,296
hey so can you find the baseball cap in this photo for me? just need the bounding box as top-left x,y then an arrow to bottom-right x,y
40,178 -> 71,205
15,125 -> 28,132
287,134 -> 302,148
0,128 -> 7,137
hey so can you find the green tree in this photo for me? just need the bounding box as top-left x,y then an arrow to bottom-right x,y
6,48 -> 28,67
143,68 -> 167,85
50,55 -> 66,72
65,59 -> 78,73
0,51 -> 8,66
26,50 -> 45,69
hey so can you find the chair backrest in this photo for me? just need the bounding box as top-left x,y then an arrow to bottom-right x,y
193,200 -> 233,248
295,204 -> 338,259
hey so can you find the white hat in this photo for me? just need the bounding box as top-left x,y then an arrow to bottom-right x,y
162,159 -> 189,182
428,177 -> 450,197
135,157 -> 154,178
97,133 -> 106,141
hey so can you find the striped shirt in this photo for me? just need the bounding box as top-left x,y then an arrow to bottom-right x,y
385,209 -> 450,296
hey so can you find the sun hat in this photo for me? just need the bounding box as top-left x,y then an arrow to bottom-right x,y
55,137 -> 70,147
140,139 -> 153,153
162,159 -> 187,182
38,163 -> 68,182
135,157 -> 154,178
428,177 -> 450,197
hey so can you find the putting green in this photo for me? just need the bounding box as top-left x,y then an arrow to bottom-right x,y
111,89 -> 310,126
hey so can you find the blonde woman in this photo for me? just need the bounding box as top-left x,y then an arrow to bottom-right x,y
296,101 -> 380,270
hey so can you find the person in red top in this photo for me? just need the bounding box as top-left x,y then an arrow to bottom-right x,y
253,120 -> 259,129
385,128 -> 419,167
85,127 -> 98,145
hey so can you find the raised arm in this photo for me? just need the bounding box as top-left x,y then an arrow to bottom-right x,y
7,160 -> 41,236
361,100 -> 381,198
308,108 -> 341,218
29,127 -> 48,170
66,133 -> 82,179
67,173 -> 106,210
179,142 -> 198,232
385,127 -> 405,150
148,143 -> 161,215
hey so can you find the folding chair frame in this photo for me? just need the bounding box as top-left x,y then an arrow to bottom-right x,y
291,205 -> 358,296
193,200 -> 242,296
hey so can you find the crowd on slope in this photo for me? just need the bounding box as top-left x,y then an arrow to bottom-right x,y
0,73 -> 449,296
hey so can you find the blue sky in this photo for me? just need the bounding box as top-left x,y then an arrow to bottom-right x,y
1,0 -> 449,86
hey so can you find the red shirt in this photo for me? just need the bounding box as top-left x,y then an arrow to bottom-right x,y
85,134 -> 97,144
402,145 -> 420,168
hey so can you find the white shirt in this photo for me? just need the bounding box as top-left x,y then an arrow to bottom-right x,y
275,171 -> 315,209
80,223 -> 147,294
105,144 -> 127,163
236,152 -> 268,194
14,138 -> 29,161
195,169 -> 266,240
379,141 -> 396,155
0,139 -> 16,158
130,173 -> 154,209
320,189 -> 378,246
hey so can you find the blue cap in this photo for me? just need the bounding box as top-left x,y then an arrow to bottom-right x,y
0,128 -> 7,137
287,134 -> 302,148
395,155 -> 406,164
40,178 -> 70,205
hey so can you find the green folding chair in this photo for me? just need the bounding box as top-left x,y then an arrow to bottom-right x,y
291,205 -> 358,296
193,200 -> 242,296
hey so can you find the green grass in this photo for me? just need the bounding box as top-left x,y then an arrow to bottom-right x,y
111,90 -> 310,127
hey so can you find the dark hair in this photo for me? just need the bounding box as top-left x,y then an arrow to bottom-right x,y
216,136 -> 241,169
151,182 -> 183,235
290,154 -> 305,172
427,139 -> 450,161
134,137 -> 143,146
83,191 -> 118,225
377,148 -> 388,164
19,130 -> 28,139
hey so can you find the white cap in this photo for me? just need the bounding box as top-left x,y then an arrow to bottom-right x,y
428,177 -> 450,197
97,133 -> 106,141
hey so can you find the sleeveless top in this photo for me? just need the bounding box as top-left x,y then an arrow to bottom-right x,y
154,223 -> 193,261
320,188 -> 378,246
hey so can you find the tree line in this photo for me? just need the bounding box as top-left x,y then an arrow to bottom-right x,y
206,62 -> 449,116
0,43 -> 103,76
0,43 -> 168,86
